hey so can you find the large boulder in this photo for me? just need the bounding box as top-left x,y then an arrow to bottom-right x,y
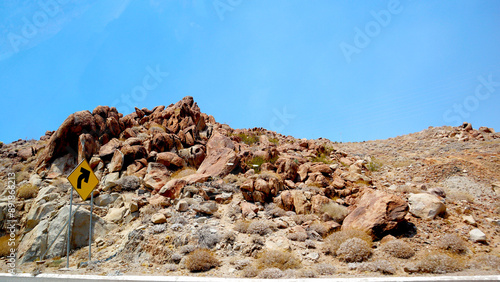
197,132 -> 239,178
156,152 -> 185,169
37,111 -> 98,171
178,145 -> 206,167
408,193 -> 446,220
342,190 -> 408,239
143,162 -> 171,191
19,205 -> 115,262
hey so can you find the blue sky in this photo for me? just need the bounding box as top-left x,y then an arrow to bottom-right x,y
1,0 -> 499,144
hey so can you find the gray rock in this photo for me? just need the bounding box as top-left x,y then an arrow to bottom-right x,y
102,172 -> 120,191
114,175 -> 141,191
94,193 -> 120,206
192,201 -> 218,215
176,200 -> 189,212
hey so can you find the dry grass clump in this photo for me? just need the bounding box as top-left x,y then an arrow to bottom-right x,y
321,202 -> 348,222
242,265 -> 259,278
248,220 -> 276,235
0,235 -> 14,257
436,234 -> 468,254
234,220 -> 250,233
469,254 -> 500,271
287,231 -> 308,242
170,167 -> 196,179
15,171 -> 30,183
324,229 -> 372,255
405,251 -> 465,274
380,239 -> 415,259
336,238 -> 372,262
196,226 -> 221,249
292,214 -> 317,225
308,221 -> 328,237
297,269 -> 318,278
447,191 -> 475,203
354,260 -> 396,275
257,268 -> 285,279
315,263 -> 336,275
17,183 -> 38,199
185,248 -> 220,272
256,249 -> 301,271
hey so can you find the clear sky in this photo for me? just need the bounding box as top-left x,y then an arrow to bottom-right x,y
1,0 -> 499,144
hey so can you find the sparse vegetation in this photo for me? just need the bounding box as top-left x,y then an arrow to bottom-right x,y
320,202 -> 348,222
257,268 -> 284,279
336,237 -> 372,262
380,239 -> 415,259
405,252 -> 465,274
242,265 -> 259,278
312,153 -> 333,164
315,263 -> 336,275
366,157 -> 383,171
269,137 -> 279,145
436,234 -> 468,254
255,249 -> 301,271
196,225 -> 221,249
17,183 -> 38,199
324,229 -> 372,256
185,248 -> 220,272
235,133 -> 259,145
170,167 -> 196,179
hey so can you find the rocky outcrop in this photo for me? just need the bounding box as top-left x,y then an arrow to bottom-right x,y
197,132 -> 239,178
342,190 -> 408,239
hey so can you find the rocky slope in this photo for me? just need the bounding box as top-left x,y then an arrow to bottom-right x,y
0,96 -> 499,278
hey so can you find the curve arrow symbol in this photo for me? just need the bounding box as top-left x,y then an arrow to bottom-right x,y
77,167 -> 90,189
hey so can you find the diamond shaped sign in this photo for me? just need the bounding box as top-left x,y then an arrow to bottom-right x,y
67,159 -> 99,201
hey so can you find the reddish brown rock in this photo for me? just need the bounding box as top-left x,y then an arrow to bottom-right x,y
99,138 -> 121,159
241,201 -> 259,218
197,132 -> 239,178
277,157 -> 299,181
156,152 -> 185,168
311,195 -> 331,214
178,145 -> 206,167
341,190 -> 408,239
108,150 -> 124,172
78,133 -> 99,163
159,179 -> 187,199
143,162 -> 171,191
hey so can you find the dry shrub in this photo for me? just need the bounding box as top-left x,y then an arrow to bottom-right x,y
185,248 -> 220,272
248,220 -> 276,235
436,234 -> 468,254
256,249 -> 301,271
324,229 -> 372,255
143,236 -> 173,264
15,171 -> 30,183
298,269 -> 318,278
321,202 -> 348,222
292,214 -> 317,225
470,254 -> 500,271
234,220 -> 250,233
380,239 -> 415,259
315,263 -> 336,275
308,221 -> 328,237
354,260 -> 396,275
242,265 -> 259,278
170,167 -> 196,179
196,225 -> 221,249
405,252 -> 465,274
12,163 -> 24,172
447,191 -> 475,203
257,268 -> 285,279
17,183 -> 38,199
0,235 -> 14,257
287,231 -> 307,242
337,238 -> 372,262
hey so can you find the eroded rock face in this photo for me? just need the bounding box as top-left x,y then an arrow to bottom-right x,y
342,190 -> 408,239
197,132 -> 239,178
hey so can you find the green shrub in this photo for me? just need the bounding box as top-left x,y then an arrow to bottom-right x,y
269,137 -> 279,145
380,239 -> 415,259
17,183 -> 38,199
324,229 -> 372,255
256,249 -> 301,271
366,158 -> 383,172
336,238 -> 372,262
185,249 -> 220,272
236,133 -> 259,145
311,153 -> 332,164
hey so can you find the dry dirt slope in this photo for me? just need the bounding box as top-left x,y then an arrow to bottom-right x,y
0,97 -> 499,278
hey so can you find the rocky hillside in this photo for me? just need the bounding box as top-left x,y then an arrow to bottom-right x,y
0,96 -> 499,278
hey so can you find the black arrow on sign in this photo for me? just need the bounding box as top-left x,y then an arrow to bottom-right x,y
77,167 -> 90,189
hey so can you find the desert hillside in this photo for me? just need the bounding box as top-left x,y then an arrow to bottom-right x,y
0,96 -> 499,278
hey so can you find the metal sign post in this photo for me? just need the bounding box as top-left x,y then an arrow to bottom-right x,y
65,158 -> 99,269
65,188 -> 73,268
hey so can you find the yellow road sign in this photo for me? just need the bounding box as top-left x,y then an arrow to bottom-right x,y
67,159 -> 99,201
